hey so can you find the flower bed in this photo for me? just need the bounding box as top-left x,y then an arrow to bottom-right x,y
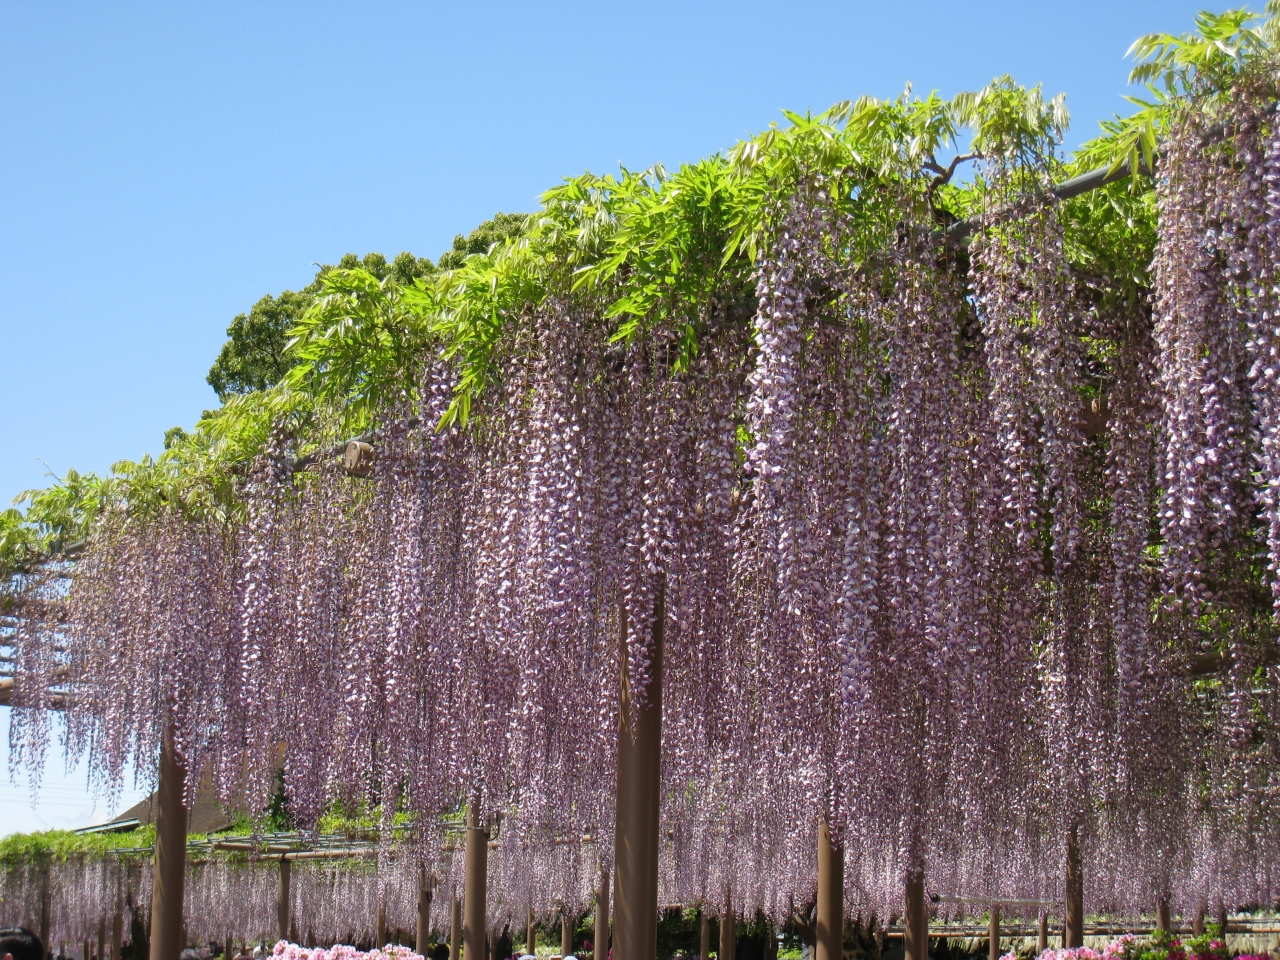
273,941 -> 425,960
1004,933 -> 1262,960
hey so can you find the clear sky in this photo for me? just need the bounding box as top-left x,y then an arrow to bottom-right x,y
0,0 -> 1230,834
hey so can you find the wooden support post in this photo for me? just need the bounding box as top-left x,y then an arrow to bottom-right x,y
377,904 -> 388,948
698,911 -> 710,960
816,820 -> 843,960
1193,906 -> 1205,937
526,910 -> 536,957
903,871 -> 927,960
224,938 -> 233,960
451,896 -> 462,960
418,870 -> 433,953
718,903 -> 734,960
613,583 -> 664,960
1217,904 -> 1228,936
562,912 -> 573,958
98,919 -> 106,960
988,905 -> 1000,960
1157,899 -> 1171,934
594,870 -> 609,960
277,859 -> 292,944
464,808 -> 489,960
40,868 -> 51,960
150,728 -> 188,960
1036,915 -> 1047,955
1064,824 -> 1083,949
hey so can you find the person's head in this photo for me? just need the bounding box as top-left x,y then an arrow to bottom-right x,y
0,927 -> 44,960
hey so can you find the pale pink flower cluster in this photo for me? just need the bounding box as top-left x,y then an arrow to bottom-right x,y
272,940 -> 424,960
1030,937 -> 1140,960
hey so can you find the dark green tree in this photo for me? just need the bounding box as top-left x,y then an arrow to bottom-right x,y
206,287 -> 316,400
436,212 -> 531,270
205,251 -> 437,401
206,217 -> 529,401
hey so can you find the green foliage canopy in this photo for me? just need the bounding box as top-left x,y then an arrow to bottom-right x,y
4,5 -> 1276,587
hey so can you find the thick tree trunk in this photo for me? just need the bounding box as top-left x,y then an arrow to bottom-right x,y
613,583 -> 664,960
1064,824 -> 1083,949
278,859 -> 292,944
816,820 -> 843,960
719,904 -> 735,960
903,872 -> 927,960
419,871 -> 433,953
465,810 -> 489,960
594,871 -> 610,960
150,729 -> 188,960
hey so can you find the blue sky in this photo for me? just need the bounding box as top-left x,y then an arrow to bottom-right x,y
0,0 -> 1229,833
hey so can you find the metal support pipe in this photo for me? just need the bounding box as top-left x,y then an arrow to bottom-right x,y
418,870 -> 433,953
1064,825 -> 1083,949
451,896 -> 462,960
278,859 -> 292,944
613,582 -> 665,960
150,728 -> 188,960
698,911 -> 710,960
718,903 -> 734,960
562,913 -> 573,958
594,871 -> 610,960
465,809 -> 489,960
904,872 -> 927,960
816,820 -> 843,960
988,905 -> 1000,960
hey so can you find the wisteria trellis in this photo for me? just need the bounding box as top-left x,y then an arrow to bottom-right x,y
10,81 -> 1280,937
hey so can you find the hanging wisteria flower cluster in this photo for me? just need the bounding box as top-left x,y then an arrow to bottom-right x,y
0,856 -> 148,951
9,58 -> 1280,934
